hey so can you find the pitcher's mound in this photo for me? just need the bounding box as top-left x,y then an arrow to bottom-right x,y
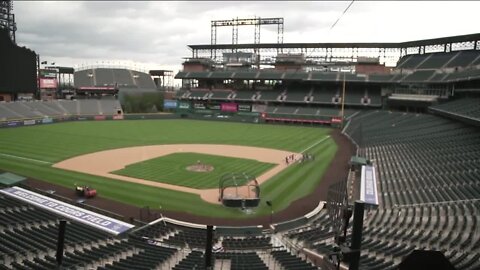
186,164 -> 214,172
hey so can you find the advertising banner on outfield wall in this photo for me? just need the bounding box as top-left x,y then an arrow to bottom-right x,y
163,99 -> 177,109
207,103 -> 221,110
6,121 -> 22,127
238,104 -> 251,112
94,115 -> 106,120
23,119 -> 36,126
221,103 -> 238,112
252,104 -> 267,113
0,186 -> 135,235
331,117 -> 343,124
177,101 -> 191,110
193,103 -> 206,110
42,117 -> 53,124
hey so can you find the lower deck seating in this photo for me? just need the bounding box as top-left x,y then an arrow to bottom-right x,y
430,97 -> 480,121
0,99 -> 123,121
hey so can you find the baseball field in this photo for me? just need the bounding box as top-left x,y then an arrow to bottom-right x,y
0,119 -> 338,219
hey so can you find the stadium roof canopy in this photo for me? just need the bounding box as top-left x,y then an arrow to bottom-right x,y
188,33 -> 480,50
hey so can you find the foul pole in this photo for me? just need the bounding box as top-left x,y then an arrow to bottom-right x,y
340,73 -> 346,128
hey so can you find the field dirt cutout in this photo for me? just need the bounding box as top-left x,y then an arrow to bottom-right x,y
53,144 -> 301,204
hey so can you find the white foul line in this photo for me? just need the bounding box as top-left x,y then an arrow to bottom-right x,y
300,135 -> 331,154
0,153 -> 52,165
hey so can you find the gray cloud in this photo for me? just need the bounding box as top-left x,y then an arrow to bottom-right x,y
11,1 -> 480,77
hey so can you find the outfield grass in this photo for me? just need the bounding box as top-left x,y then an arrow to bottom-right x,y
112,153 -> 276,189
0,119 -> 337,218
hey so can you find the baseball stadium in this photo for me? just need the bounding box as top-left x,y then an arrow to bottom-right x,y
0,1 -> 479,270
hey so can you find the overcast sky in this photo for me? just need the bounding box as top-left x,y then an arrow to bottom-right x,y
13,1 -> 480,75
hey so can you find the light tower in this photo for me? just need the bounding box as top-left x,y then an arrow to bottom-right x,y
0,0 -> 17,43
210,17 -> 284,64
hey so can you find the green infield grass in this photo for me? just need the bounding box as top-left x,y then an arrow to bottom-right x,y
112,152 -> 276,189
0,119 -> 337,218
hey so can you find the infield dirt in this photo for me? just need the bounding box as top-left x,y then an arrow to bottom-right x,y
53,144 -> 301,204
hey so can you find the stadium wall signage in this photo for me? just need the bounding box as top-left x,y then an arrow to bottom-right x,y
6,121 -> 20,127
42,117 -> 53,124
163,99 -> 177,109
177,101 -> 191,109
238,104 -> 252,112
39,78 -> 58,89
0,186 -> 135,235
23,119 -> 36,126
221,102 -> 238,112
361,165 -> 379,206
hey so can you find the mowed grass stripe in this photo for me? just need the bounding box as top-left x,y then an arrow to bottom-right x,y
0,120 -> 330,162
112,153 -> 277,189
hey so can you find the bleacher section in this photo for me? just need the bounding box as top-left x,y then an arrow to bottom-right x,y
285,89 -> 309,102
417,52 -> 454,69
0,194 -> 120,269
95,68 -> 115,86
100,238 -> 177,270
310,88 -> 337,104
172,250 -> 205,270
177,50 -> 480,94
396,54 -> 431,69
444,67 -> 480,82
265,105 -> 358,118
430,97 -> 480,122
0,99 -> 122,121
222,236 -> 271,250
112,69 -> 135,86
0,187 -> 326,270
215,252 -> 269,270
281,111 -> 480,270
345,112 -> 480,208
368,74 -> 393,83
397,50 -> 480,70
296,107 -> 320,115
472,56 -> 480,66
445,50 -> 480,68
271,249 -> 319,270
233,90 -> 256,100
162,225 -> 216,248
74,69 -> 95,87
211,90 -> 232,100
74,68 -> 156,90
257,90 -> 282,101
131,70 -> 157,89
178,87 -> 382,107
402,70 -> 436,82
368,89 -> 382,106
